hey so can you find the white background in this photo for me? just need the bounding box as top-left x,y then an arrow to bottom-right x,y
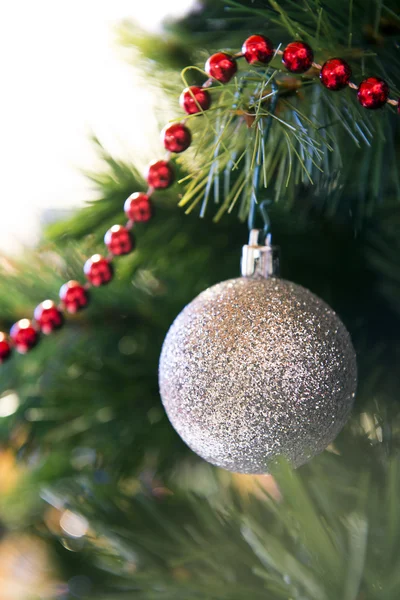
0,0 -> 194,252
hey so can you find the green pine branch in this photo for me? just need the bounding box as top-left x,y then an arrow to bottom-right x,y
13,442 -> 400,600
120,0 -> 400,223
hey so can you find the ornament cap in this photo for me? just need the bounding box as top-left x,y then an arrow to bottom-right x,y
241,229 -> 280,279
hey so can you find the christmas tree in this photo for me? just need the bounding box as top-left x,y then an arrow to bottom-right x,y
1,1 -> 400,598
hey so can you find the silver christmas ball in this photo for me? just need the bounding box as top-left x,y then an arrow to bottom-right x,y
159,277 -> 357,474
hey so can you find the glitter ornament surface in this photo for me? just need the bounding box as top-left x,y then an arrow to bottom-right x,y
159,277 -> 357,474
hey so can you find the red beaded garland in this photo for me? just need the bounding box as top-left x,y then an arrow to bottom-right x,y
162,123 -> 192,153
2,33 -> 397,367
124,192 -> 152,223
84,255 -> 113,287
242,35 -> 274,64
59,281 -> 89,314
179,86 -> 211,115
34,300 -> 63,334
357,77 -> 389,109
320,58 -> 352,91
0,332 -> 12,363
104,225 -> 133,256
146,160 -> 174,190
205,52 -> 237,84
282,41 -> 314,73
10,319 -> 38,354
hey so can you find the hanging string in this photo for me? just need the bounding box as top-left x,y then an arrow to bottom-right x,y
247,81 -> 278,239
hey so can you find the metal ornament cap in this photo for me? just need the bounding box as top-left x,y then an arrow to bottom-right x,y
159,276 -> 357,474
241,230 -> 280,278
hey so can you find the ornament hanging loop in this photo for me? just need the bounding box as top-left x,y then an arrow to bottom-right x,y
241,229 -> 280,279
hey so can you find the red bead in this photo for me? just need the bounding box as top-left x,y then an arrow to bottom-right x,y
34,300 -> 63,335
59,280 -> 89,314
282,41 -> 314,73
242,35 -> 274,64
104,224 -> 133,256
84,255 -> 113,287
124,192 -> 152,223
357,77 -> 389,109
162,123 -> 192,153
146,160 -> 174,190
179,86 -> 211,115
10,319 -> 38,354
0,332 -> 12,363
320,58 -> 351,91
205,52 -> 237,83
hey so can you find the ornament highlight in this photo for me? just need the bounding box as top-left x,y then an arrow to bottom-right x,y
146,160 -> 175,189
59,281 -> 89,313
205,52 -> 238,83
124,192 -> 152,223
282,41 -> 314,73
179,86 -> 211,115
357,77 -> 390,109
242,35 -> 274,64
10,319 -> 38,354
84,255 -> 113,287
34,300 -> 64,334
104,225 -> 133,256
162,123 -> 192,153
159,232 -> 357,474
320,58 -> 351,91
